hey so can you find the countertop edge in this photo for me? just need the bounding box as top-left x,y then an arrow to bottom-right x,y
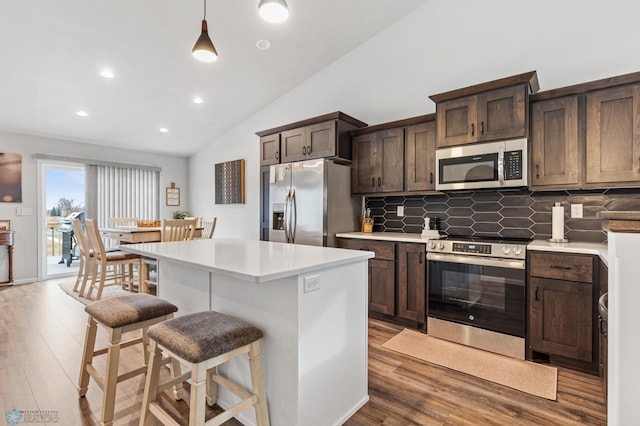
336,232 -> 436,244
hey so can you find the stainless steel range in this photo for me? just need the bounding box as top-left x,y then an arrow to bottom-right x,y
426,236 -> 528,359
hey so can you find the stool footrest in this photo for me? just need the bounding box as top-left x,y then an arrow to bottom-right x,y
149,402 -> 180,426
210,372 -> 254,402
206,396 -> 258,426
93,336 -> 143,357
157,371 -> 191,393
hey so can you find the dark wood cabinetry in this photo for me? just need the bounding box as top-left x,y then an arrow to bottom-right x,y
352,129 -> 404,194
336,237 -> 427,330
397,243 -> 426,323
586,84 -> 640,185
405,121 -> 436,191
430,71 -> 538,148
256,111 -> 367,167
530,96 -> 580,188
528,252 -> 595,365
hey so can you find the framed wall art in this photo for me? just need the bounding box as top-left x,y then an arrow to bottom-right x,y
215,159 -> 245,204
166,182 -> 180,206
0,153 -> 22,203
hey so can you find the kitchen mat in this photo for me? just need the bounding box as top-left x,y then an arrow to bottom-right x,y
382,328 -> 558,400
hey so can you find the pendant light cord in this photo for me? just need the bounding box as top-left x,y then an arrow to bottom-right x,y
203,0 -> 207,20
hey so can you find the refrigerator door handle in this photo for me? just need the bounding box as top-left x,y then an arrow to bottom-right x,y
283,190 -> 291,243
291,189 -> 297,243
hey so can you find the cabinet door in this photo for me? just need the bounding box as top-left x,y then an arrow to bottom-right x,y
369,259 -> 395,315
586,85 -> 640,184
260,134 -> 281,166
529,277 -> 593,362
405,121 -> 436,191
477,85 -> 528,142
378,128 -> 405,192
306,121 -> 336,159
530,96 -> 580,188
352,133 -> 379,193
436,95 -> 477,147
280,128 -> 307,163
397,243 -> 426,322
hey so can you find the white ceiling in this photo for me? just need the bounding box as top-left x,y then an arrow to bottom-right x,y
0,0 -> 428,156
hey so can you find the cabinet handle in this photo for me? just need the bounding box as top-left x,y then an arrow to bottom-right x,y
302,146 -> 307,155
372,177 -> 375,188
637,156 -> 640,172
598,315 -> 604,335
471,123 -> 475,137
377,177 -> 381,187
429,172 -> 433,184
307,145 -> 312,154
480,121 -> 484,135
550,265 -> 571,270
536,164 -> 540,179
534,285 -> 539,301
419,253 -> 423,264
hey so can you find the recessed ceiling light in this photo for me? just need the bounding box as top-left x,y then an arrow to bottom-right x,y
256,39 -> 271,51
100,69 -> 115,79
193,97 -> 204,104
159,127 -> 169,133
76,110 -> 89,117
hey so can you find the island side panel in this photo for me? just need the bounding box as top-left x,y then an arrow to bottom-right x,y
157,259 -> 211,314
209,273 -> 300,426
298,260 -> 369,426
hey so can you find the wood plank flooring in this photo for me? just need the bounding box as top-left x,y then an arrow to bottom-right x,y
0,279 -> 607,425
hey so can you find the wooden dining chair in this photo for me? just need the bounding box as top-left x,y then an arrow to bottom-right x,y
199,217 -> 217,239
71,218 -> 92,296
84,219 -> 142,301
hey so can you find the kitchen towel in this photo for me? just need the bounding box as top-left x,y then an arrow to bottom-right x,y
551,202 -> 565,241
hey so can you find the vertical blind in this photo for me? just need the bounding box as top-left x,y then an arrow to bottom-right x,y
85,165 -> 159,227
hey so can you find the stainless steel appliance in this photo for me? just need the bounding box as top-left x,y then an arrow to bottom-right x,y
435,138 -> 527,191
427,236 -> 528,359
269,158 -> 358,247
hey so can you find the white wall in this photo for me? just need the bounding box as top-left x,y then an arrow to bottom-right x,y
188,0 -> 640,238
0,131 -> 188,283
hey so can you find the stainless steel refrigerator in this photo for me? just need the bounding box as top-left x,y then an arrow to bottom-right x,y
269,158 -> 359,247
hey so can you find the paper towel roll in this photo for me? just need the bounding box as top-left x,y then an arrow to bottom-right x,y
551,203 -> 565,241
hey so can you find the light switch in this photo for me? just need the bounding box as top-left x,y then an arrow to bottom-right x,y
22,208 -> 33,216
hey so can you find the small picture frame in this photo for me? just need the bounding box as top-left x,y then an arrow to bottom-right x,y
166,183 -> 180,206
0,220 -> 10,231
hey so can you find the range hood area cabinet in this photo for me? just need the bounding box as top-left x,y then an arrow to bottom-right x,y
430,71 -> 540,148
257,111 -> 367,166
529,71 -> 640,191
351,114 -> 436,195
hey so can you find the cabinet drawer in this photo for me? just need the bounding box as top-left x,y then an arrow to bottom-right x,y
529,252 -> 593,283
336,238 -> 395,261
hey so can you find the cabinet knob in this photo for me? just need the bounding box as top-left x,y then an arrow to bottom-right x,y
302,146 -> 307,155
536,164 -> 540,179
275,151 -> 279,160
430,172 -> 433,184
307,145 -> 312,154
480,121 -> 484,135
471,123 -> 475,137
377,177 -> 381,187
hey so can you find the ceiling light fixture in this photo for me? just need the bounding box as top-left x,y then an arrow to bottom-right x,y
100,69 -> 115,79
159,127 -> 169,133
76,110 -> 89,117
258,0 -> 289,23
193,97 -> 204,104
192,0 -> 218,63
256,39 -> 271,51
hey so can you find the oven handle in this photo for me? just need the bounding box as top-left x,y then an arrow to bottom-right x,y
427,253 -> 525,270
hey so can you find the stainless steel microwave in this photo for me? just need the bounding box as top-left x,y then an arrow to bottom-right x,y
435,139 -> 528,191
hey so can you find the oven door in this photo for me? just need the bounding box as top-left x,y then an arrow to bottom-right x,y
427,253 -> 526,337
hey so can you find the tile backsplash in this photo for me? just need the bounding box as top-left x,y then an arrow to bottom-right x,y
365,188 -> 640,243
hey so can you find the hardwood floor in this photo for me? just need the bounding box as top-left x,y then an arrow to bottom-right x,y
0,280 -> 606,425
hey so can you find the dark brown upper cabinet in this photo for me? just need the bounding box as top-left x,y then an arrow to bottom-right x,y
430,71 -> 539,148
256,112 -> 367,166
351,114 -> 436,195
586,84 -> 640,185
529,96 -> 580,189
352,128 -> 404,194
405,120 -> 436,191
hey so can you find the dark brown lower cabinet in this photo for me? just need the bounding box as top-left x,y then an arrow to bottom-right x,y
529,277 -> 593,362
397,243 -> 425,323
369,258 -> 395,315
598,260 -> 608,402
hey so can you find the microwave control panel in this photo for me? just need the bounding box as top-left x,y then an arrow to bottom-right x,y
504,150 -> 522,180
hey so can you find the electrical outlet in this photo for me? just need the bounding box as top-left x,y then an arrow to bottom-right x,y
303,275 -> 321,293
570,203 -> 583,218
396,206 -> 405,217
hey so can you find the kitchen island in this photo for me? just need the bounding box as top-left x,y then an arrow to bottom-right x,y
120,238 -> 373,426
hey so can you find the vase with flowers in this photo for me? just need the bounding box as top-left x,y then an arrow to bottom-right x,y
173,210 -> 189,220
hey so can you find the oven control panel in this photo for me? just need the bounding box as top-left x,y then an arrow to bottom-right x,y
452,243 -> 491,255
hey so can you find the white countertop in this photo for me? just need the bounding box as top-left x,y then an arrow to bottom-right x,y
336,232 -> 437,244
120,238 -> 374,283
527,239 -> 608,266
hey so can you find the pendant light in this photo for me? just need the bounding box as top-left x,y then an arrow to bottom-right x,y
258,0 -> 289,23
192,0 -> 218,63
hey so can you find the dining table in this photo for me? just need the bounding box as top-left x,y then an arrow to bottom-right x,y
100,226 -> 203,244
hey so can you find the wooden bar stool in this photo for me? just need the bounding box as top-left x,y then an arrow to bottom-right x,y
140,311 -> 270,426
77,294 -> 181,426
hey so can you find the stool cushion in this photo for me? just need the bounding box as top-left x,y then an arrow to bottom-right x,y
85,294 -> 178,328
148,311 -> 263,363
